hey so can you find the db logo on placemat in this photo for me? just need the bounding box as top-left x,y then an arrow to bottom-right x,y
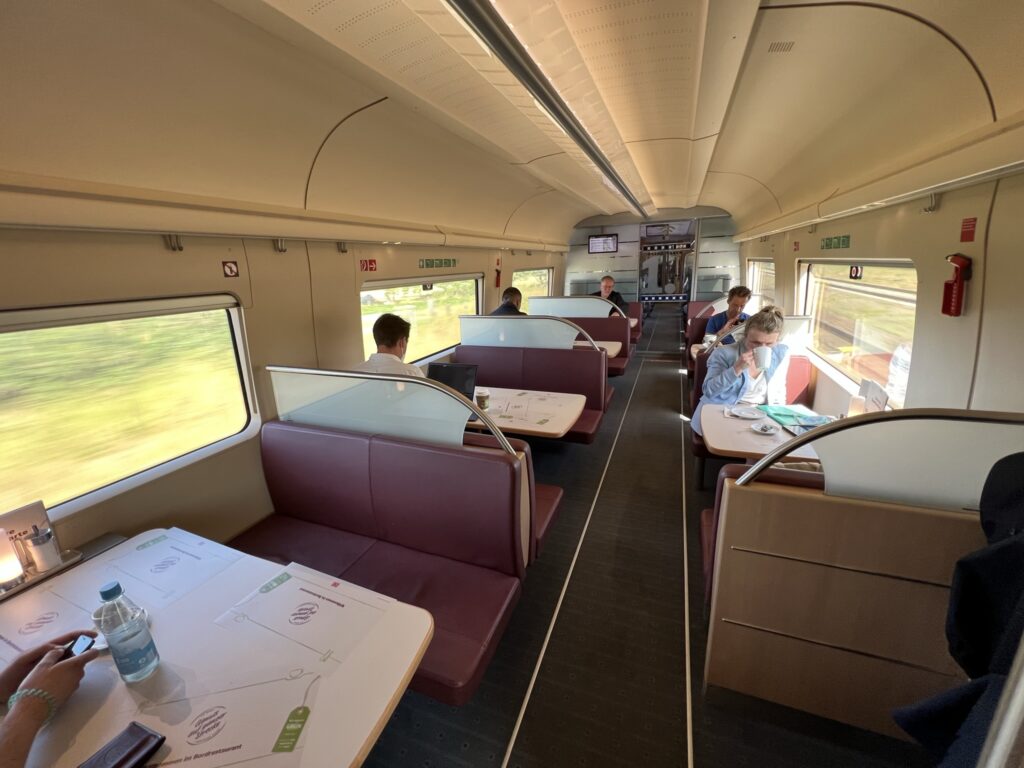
289,602 -> 319,626
187,705 -> 228,745
19,611 -> 59,635
150,555 -> 181,574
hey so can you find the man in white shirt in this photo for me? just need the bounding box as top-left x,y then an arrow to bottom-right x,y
351,313 -> 425,378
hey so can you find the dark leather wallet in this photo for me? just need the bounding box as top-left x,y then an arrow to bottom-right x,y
77,721 -> 166,768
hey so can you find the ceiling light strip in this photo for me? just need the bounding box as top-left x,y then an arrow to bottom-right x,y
442,0 -> 648,218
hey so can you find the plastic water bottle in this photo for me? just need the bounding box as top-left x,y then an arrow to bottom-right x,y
94,581 -> 160,682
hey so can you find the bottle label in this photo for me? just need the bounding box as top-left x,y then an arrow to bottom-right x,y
272,706 -> 310,752
110,633 -> 159,676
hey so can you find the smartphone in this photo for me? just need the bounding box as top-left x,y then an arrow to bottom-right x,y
61,634 -> 95,660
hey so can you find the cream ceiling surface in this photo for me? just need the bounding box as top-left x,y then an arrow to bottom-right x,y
2,0 -> 1023,244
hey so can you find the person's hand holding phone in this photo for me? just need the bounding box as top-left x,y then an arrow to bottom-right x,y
17,641 -> 100,710
0,630 -> 98,702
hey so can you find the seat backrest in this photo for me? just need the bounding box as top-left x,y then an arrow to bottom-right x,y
786,355 -> 813,406
568,316 -> 630,358
260,421 -> 526,579
452,345 -> 525,389
261,421 -> 378,537
691,350 -> 709,413
627,302 -> 642,331
370,435 -> 524,578
688,301 -> 713,321
523,347 -> 606,411
686,315 -> 710,350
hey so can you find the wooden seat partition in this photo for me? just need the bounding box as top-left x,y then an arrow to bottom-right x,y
705,479 -> 987,738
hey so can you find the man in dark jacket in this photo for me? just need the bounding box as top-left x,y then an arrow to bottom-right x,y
591,275 -> 628,313
490,287 -> 526,316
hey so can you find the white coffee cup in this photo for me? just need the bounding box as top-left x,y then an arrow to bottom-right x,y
475,388 -> 491,410
753,346 -> 772,371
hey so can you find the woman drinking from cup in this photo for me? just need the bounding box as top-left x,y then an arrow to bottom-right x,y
691,306 -> 789,436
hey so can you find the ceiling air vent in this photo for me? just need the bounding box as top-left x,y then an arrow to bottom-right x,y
768,41 -> 795,53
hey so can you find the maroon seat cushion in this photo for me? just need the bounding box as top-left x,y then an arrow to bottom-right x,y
607,356 -> 628,376
340,541 -> 521,705
533,484 -> 564,558
604,386 -> 615,411
230,515 -> 376,574
565,409 -> 603,444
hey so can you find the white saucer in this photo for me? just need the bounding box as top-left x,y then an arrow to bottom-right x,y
730,407 -> 762,419
750,422 -> 779,435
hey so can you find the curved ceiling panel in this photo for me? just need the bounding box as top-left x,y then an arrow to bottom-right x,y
306,98 -> 553,235
504,189 -> 594,243
703,4 -> 994,231
700,171 -> 782,228
0,0 -> 374,208
763,0 -> 1024,118
626,140 -> 694,210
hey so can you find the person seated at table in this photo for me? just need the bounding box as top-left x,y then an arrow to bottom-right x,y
351,313 -> 425,378
490,287 -> 526,316
0,630 -> 100,768
591,275 -> 628,313
705,285 -> 752,344
692,306 -> 789,436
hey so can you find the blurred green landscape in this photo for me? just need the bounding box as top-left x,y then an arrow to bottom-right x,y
512,268 -> 551,314
0,311 -> 247,511
360,279 -> 478,362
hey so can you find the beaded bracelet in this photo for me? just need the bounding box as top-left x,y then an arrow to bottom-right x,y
7,688 -> 58,725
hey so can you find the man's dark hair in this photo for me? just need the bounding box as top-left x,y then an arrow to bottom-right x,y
502,287 -> 523,304
372,313 -> 411,348
600,275 -> 615,283
728,285 -> 752,300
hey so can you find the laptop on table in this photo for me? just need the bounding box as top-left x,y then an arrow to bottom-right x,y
426,363 -> 479,421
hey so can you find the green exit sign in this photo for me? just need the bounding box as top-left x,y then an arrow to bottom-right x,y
821,235 -> 851,250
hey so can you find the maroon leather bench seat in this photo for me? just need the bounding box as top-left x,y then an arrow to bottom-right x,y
700,464 -> 825,604
230,421 -> 529,706
452,345 -> 606,443
568,316 -> 632,377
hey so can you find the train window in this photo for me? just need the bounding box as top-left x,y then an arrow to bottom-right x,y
746,260 -> 776,304
0,299 -> 249,511
512,268 -> 551,313
360,275 -> 481,363
800,261 -> 917,406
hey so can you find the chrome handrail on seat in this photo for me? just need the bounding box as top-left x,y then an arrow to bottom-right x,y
735,407 -> 1024,486
265,365 -> 517,456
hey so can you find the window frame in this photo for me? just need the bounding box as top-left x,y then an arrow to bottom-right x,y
745,258 -> 776,301
360,273 -> 483,363
511,267 -> 553,313
797,258 -> 918,404
0,295 -> 260,520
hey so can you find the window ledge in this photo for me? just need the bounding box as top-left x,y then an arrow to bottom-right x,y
48,416 -> 262,523
805,350 -> 863,397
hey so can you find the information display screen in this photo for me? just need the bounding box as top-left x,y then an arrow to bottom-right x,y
588,234 -> 618,254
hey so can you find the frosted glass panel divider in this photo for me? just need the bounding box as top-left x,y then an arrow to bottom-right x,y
529,296 -> 625,318
459,316 -> 591,349
736,410 -> 1024,512
267,367 -> 515,454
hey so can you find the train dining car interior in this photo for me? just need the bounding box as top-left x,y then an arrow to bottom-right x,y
2,1 -> 1024,766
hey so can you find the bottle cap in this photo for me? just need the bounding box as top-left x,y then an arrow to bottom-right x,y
99,581 -> 123,601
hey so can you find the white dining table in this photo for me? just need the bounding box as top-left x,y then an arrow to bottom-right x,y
699,404 -> 820,462
2,528 -> 432,768
468,386 -> 586,438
